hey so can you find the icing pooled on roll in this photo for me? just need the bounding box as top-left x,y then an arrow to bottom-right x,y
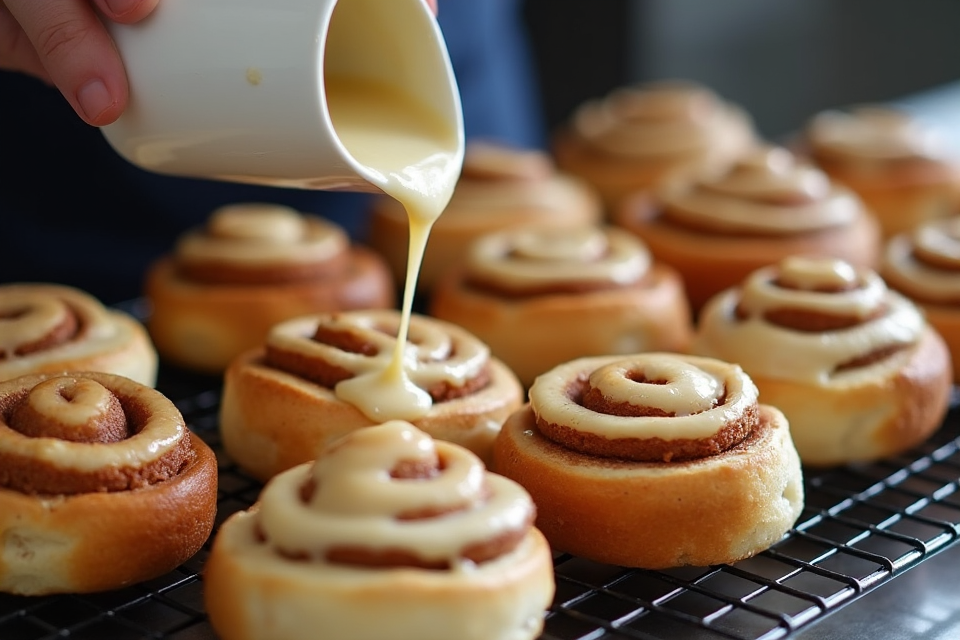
883,217 -> 960,304
464,225 -> 651,295
694,256 -> 925,385
254,421 -> 536,569
528,352 -> 760,462
659,145 -> 863,235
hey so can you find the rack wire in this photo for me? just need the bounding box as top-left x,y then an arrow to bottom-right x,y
1,366 -> 958,640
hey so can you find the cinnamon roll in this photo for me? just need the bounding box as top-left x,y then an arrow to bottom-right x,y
494,353 -> 803,569
882,216 -> 960,381
145,202 -> 395,373
553,80 -> 757,211
614,145 -> 882,313
430,225 -> 693,386
220,309 -> 524,481
367,140 -> 602,292
803,106 -> 960,238
0,283 -> 157,387
692,256 -> 953,466
205,421 -> 554,640
0,371 -> 217,595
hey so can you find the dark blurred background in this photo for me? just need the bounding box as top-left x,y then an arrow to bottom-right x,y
523,0 -> 960,140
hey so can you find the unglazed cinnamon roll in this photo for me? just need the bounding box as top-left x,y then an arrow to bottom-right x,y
0,283 -> 157,387
613,145 -> 882,313
692,256 -> 953,466
803,106 -> 960,238
553,80 -> 756,211
0,371 -> 217,595
145,202 -> 394,373
367,140 -> 602,292
493,352 -> 803,569
882,217 -> 960,381
430,225 -> 693,386
220,309 -> 524,481
205,421 -> 554,640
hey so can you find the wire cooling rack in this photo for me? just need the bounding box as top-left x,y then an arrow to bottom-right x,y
2,363 -> 959,640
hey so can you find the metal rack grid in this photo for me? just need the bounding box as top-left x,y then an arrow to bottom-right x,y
1,368 -> 958,640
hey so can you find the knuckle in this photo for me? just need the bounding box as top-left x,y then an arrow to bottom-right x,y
35,15 -> 89,60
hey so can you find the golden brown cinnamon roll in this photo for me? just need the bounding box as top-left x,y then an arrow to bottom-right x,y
367,140 -> 602,292
553,80 -> 757,211
205,421 -> 554,640
0,371 -> 217,595
803,106 -> 960,238
882,216 -> 960,381
0,283 -> 157,387
693,256 -> 953,466
430,225 -> 693,386
220,309 -> 524,481
493,352 -> 804,569
614,145 -> 882,313
145,202 -> 395,373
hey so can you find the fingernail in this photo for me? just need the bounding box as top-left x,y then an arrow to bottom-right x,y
77,79 -> 116,123
104,0 -> 140,17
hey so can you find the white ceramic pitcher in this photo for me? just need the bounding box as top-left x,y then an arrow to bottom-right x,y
101,0 -> 464,192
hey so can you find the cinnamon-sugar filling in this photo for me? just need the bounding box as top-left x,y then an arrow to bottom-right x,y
176,251 -> 349,285
463,268 -> 653,298
0,385 -> 193,495
0,307 -> 79,359
535,375 -> 757,463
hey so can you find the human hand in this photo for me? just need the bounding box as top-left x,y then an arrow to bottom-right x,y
0,0 -> 159,126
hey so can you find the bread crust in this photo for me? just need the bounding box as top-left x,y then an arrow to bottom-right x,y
493,404 -> 803,569
0,432 -> 217,595
145,246 -> 394,373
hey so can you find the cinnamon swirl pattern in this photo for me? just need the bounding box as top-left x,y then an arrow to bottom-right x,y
804,106 -> 960,238
614,145 -> 882,312
883,217 -> 960,380
553,80 -> 756,209
0,371 -> 217,595
145,202 -> 394,372
368,140 -> 602,291
0,283 -> 157,387
204,421 -> 555,640
693,256 -> 953,465
219,309 -> 524,481
493,353 -> 804,569
430,225 -> 693,386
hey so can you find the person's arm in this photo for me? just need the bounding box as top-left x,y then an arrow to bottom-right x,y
0,0 -> 159,126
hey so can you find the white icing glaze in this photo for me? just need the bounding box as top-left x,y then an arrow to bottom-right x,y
694,258 -> 926,385
325,76 -> 462,421
266,311 -> 488,419
660,146 -> 861,234
256,421 -> 534,564
529,353 -> 758,440
0,373 -> 185,473
465,226 -> 650,292
571,81 -> 753,161
808,106 -> 954,162
883,217 -> 960,302
175,203 -> 349,267
0,285 -> 151,383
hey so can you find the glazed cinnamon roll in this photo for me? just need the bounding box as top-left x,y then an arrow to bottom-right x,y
614,145 -> 882,312
145,202 -> 394,373
553,80 -> 757,210
882,217 -> 960,381
0,283 -> 157,387
430,225 -> 693,386
205,421 -> 554,640
693,256 -> 953,466
368,140 -> 602,292
493,352 -> 804,569
220,309 -> 524,481
0,371 -> 217,595
803,106 -> 960,238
